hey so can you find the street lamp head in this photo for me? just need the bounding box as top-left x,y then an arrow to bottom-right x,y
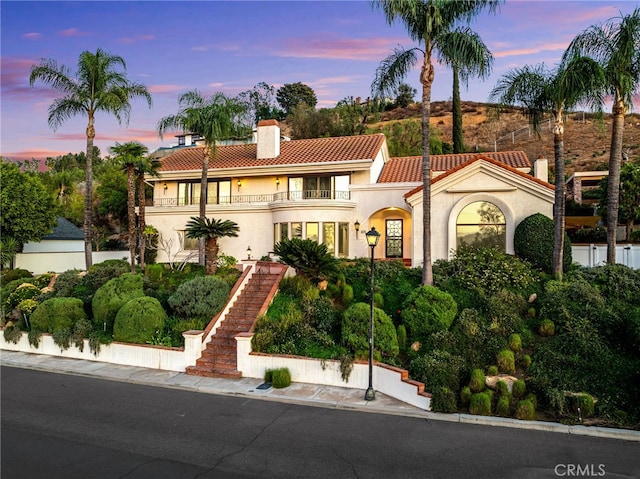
366,227 -> 380,248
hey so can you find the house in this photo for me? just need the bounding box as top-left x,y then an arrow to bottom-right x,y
145,120 -> 554,267
21,217 -> 84,253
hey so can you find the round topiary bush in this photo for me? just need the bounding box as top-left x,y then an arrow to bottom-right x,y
271,368 -> 292,388
342,303 -> 399,358
497,349 -> 516,374
431,386 -> 458,413
539,319 -> 555,337
460,386 -> 472,405
512,379 -> 526,399
514,213 -> 572,274
469,392 -> 492,416
113,296 -> 167,344
496,395 -> 511,417
515,399 -> 535,420
469,368 -> 486,393
574,393 -> 596,418
508,333 -> 522,353
30,297 -> 86,333
92,274 -> 145,331
401,285 -> 457,341
167,276 -> 231,321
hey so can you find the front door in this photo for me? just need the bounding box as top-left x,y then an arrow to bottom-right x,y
385,219 -> 403,258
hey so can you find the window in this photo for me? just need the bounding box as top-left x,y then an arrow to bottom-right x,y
177,180 -> 231,205
288,174 -> 350,200
291,222 -> 303,239
180,231 -> 199,250
456,201 -> 506,250
280,223 -> 288,242
323,223 -> 335,253
338,222 -> 349,257
306,223 -> 319,242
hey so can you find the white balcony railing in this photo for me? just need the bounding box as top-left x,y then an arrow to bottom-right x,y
151,190 -> 350,207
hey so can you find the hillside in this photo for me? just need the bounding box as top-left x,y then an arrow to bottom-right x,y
371,101 -> 640,176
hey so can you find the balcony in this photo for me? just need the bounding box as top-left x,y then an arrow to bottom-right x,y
150,190 -> 351,207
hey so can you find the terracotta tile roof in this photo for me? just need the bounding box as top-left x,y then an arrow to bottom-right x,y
378,150 -> 531,183
158,134 -> 386,172
404,154 -> 553,198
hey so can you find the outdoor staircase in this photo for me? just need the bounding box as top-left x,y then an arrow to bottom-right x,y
186,262 -> 287,379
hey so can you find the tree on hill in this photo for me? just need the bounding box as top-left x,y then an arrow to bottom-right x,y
370,0 -> 503,286
564,7 -> 640,263
30,48 -> 152,269
185,217 -> 239,275
276,82 -> 317,116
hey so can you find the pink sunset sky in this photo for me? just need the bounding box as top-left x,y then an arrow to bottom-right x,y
1,0 -> 638,164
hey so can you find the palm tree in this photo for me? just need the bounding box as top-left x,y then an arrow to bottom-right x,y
30,49 -> 152,270
370,0 -> 502,285
157,91 -> 250,265
184,217 -> 239,275
110,141 -> 149,273
439,27 -> 494,153
135,156 -> 161,271
563,7 -> 640,264
489,58 -> 605,278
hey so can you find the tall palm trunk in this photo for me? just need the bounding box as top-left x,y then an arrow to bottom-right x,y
421,53 -> 435,286
606,96 -> 626,264
127,165 -> 136,274
205,237 -> 219,275
552,112 -> 566,279
137,176 -> 147,271
84,116 -> 95,269
452,66 -> 464,154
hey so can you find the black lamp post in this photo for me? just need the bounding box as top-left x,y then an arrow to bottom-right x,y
365,226 -> 380,401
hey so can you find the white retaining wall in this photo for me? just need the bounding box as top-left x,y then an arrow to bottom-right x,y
14,251 -> 130,274
0,330 -> 203,372
572,244 -> 639,269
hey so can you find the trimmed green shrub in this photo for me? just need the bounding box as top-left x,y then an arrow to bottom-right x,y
341,284 -> 354,306
487,365 -> 499,376
167,276 -> 231,321
82,259 -> 131,295
469,368 -> 485,393
497,349 -> 515,374
515,399 -> 535,420
342,303 -> 399,358
496,395 -> 511,417
271,368 -> 292,388
409,350 -> 465,393
113,296 -> 167,344
508,334 -> 522,353
512,379 -> 526,399
264,369 -> 274,383
92,274 -> 144,331
496,380 -> 509,397
431,387 -> 457,413
521,354 -> 532,369
525,393 -> 538,411
539,319 -> 555,337
30,297 -> 86,333
514,213 -> 572,274
469,392 -> 491,416
401,285 -> 457,341
52,269 -> 83,298
373,292 -> 384,309
460,386 -> 472,405
1,268 -> 32,283
5,283 -> 40,312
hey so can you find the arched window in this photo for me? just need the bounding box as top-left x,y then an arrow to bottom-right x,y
456,201 -> 506,250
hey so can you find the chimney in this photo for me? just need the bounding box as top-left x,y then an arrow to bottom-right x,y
534,156 -> 548,183
256,119 -> 280,159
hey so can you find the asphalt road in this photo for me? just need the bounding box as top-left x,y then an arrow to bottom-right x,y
2,366 -> 638,479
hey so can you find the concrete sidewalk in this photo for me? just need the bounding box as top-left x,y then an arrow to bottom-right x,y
2,350 -> 639,442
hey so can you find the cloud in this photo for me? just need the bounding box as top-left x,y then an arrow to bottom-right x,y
192,42 -> 241,53
58,28 -> 89,37
274,36 -> 407,61
117,34 -> 156,44
148,84 -> 188,94
493,42 -> 568,59
0,57 -> 57,101
22,32 -> 42,40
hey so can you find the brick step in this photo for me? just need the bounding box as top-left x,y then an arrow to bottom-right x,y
186,365 -> 241,379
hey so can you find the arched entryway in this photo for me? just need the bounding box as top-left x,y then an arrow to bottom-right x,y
368,208 -> 412,264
